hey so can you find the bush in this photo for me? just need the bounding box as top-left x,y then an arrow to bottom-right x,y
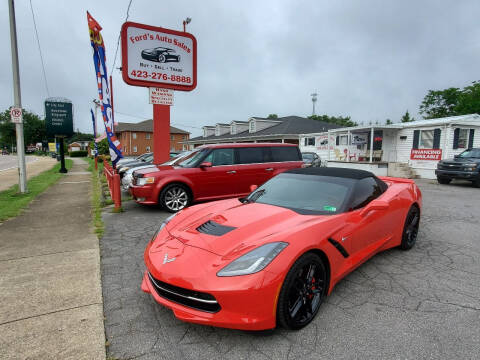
69,150 -> 88,157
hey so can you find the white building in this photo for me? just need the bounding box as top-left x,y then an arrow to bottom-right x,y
300,114 -> 480,179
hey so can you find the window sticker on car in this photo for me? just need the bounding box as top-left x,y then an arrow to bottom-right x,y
323,205 -> 337,212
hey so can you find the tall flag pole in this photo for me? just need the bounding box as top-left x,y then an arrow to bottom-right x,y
90,108 -> 98,170
87,11 -> 123,166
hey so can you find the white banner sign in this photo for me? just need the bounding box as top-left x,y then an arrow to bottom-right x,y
10,107 -> 23,124
149,88 -> 174,105
122,22 -> 196,91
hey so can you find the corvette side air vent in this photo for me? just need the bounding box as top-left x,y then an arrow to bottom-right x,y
196,221 -> 236,236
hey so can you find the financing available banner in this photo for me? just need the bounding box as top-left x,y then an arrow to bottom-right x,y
87,11 -> 123,165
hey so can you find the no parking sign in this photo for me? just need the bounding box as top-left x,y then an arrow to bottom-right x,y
10,107 -> 22,124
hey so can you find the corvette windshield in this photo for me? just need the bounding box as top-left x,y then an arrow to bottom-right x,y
246,173 -> 352,215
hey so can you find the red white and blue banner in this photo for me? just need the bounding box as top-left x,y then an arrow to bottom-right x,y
87,11 -> 123,165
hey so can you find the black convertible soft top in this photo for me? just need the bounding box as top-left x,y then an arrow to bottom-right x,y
286,167 -> 376,180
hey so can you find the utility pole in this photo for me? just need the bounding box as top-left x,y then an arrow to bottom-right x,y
311,92 -> 318,116
8,0 -> 27,193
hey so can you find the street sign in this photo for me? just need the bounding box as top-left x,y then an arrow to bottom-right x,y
10,107 -> 22,123
149,88 -> 174,105
121,21 -> 197,91
45,98 -> 73,137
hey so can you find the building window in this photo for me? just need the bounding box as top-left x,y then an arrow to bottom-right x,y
146,146 -> 151,152
419,130 -> 434,149
183,135 -> 187,140
132,132 -> 137,139
458,128 -> 469,148
304,137 -> 315,146
339,135 -> 348,145
249,121 -> 255,132
146,133 -> 151,139
170,135 -> 174,141
133,146 -> 137,153
123,147 -> 127,153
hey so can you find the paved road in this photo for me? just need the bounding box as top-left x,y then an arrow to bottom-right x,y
101,179 -> 480,360
0,155 -> 37,171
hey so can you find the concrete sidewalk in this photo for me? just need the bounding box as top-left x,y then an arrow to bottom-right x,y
0,158 -> 105,360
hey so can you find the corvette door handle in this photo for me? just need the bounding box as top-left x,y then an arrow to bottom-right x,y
265,168 -> 274,171
227,170 -> 237,174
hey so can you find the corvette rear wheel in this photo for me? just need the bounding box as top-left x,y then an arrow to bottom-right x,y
277,253 -> 327,330
400,205 -> 420,250
160,184 -> 191,213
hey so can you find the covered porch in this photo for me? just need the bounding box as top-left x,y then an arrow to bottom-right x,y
327,125 -> 401,163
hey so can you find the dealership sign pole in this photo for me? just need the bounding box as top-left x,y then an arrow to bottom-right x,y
121,21 -> 197,164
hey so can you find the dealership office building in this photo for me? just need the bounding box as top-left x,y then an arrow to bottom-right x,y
300,114 -> 480,179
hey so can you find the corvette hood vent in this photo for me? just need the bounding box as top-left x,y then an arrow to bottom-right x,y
196,220 -> 236,236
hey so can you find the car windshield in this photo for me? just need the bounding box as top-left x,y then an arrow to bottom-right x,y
302,153 -> 314,160
245,173 -> 352,215
162,150 -> 194,165
177,148 -> 209,167
143,154 -> 154,162
458,149 -> 480,158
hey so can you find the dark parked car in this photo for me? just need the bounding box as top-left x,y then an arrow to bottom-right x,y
435,148 -> 480,187
141,47 -> 180,63
117,154 -> 154,177
302,152 -> 321,167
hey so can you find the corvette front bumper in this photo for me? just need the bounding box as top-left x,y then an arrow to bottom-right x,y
141,243 -> 284,330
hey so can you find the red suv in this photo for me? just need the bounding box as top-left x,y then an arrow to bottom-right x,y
130,143 -> 303,212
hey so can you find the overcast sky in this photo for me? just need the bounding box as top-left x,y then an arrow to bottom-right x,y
1,0 -> 480,137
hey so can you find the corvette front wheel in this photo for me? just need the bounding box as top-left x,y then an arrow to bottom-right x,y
277,253 -> 327,330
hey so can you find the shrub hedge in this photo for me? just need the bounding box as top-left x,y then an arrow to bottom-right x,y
69,150 -> 88,157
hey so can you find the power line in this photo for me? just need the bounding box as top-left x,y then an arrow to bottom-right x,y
111,0 -> 133,72
29,0 -> 49,97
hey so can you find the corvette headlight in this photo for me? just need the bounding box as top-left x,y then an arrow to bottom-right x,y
151,213 -> 178,243
137,176 -> 155,186
217,242 -> 288,277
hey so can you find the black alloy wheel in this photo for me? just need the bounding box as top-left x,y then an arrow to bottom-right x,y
400,205 -> 420,250
437,176 -> 451,185
159,184 -> 191,213
158,53 -> 166,63
277,253 -> 327,330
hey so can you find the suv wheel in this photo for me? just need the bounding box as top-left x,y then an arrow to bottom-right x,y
437,176 -> 451,185
160,184 -> 191,213
472,177 -> 480,188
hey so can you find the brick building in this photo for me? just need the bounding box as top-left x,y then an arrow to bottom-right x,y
115,120 -> 189,156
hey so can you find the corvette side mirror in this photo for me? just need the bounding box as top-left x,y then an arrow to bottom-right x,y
249,184 -> 258,192
199,162 -> 212,169
359,200 -> 389,217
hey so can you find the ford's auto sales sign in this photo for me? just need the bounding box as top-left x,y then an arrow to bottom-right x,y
121,22 -> 197,91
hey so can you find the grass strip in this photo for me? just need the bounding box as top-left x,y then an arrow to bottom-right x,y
84,157 -> 105,237
0,159 -> 73,222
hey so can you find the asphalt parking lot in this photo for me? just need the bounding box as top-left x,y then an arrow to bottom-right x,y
101,179 -> 480,360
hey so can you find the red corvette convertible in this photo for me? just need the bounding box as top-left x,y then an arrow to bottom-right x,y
141,168 -> 422,330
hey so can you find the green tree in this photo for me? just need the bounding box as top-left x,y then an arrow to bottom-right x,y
67,132 -> 94,143
89,138 -> 109,155
385,118 -> 393,125
267,114 -> 278,119
419,81 -> 480,119
0,109 -> 47,150
308,114 -> 357,127
401,110 -> 415,123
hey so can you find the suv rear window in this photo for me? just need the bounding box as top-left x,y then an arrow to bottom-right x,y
271,146 -> 301,162
236,147 -> 266,164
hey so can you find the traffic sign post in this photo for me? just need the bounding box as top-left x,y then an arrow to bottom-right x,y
8,0 -> 27,193
10,107 -> 22,123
